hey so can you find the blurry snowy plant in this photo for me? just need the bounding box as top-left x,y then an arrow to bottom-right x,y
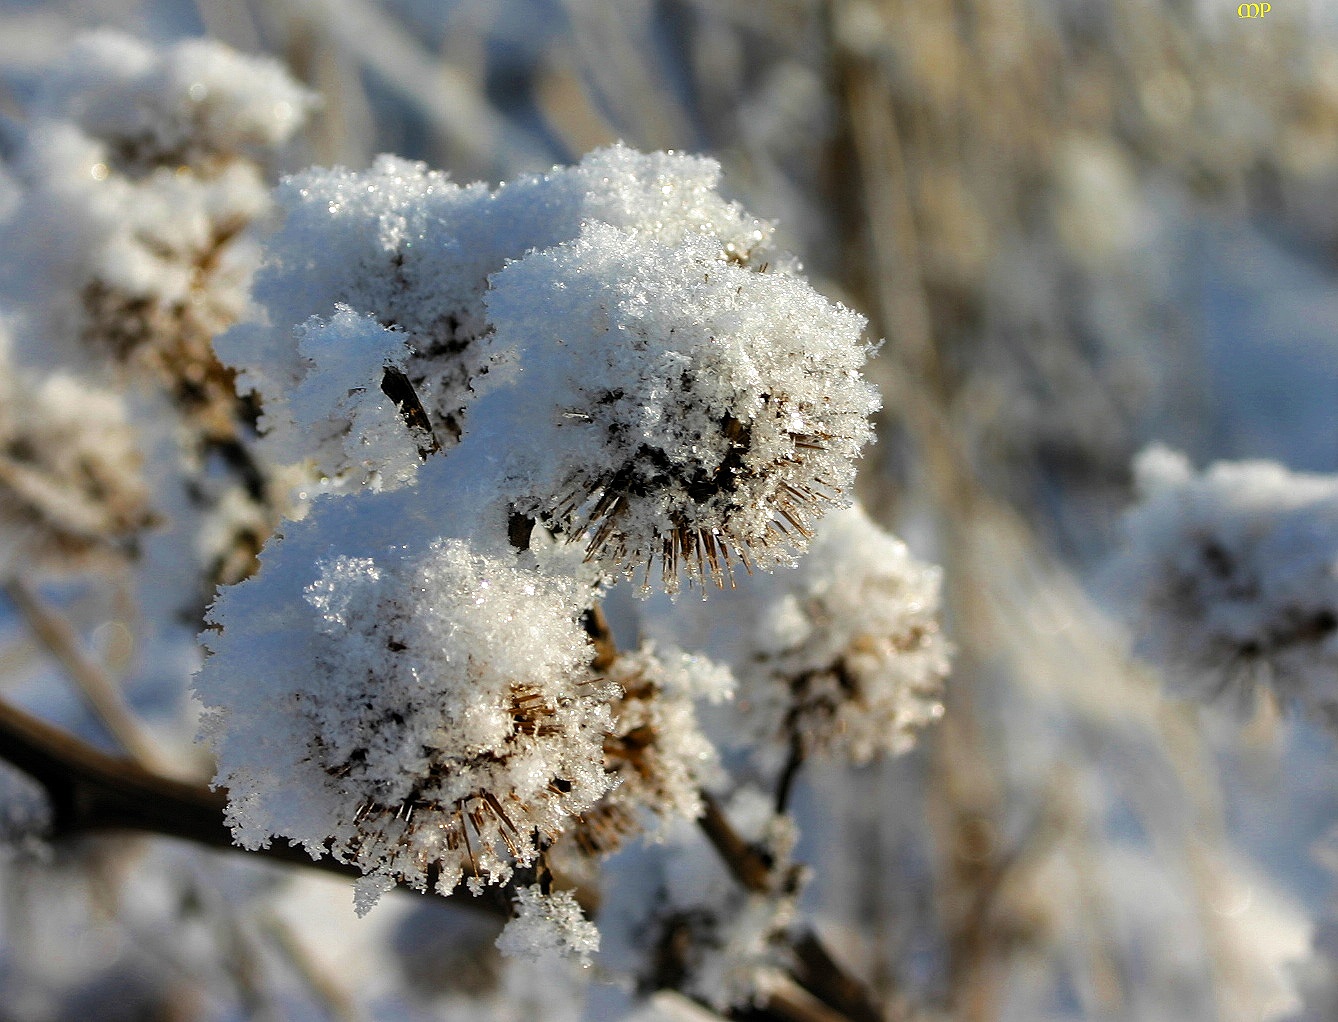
649,504 -> 950,765
601,785 -> 802,1011
2,31 -> 313,414
0,327 -> 155,578
0,32 -> 314,589
1113,445 -> 1338,722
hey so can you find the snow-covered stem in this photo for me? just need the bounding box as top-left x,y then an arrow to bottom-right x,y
0,688 -> 888,1019
593,606 -> 884,1021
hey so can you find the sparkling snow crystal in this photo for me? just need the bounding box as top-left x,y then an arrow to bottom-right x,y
495,885 -> 600,967
475,221 -> 878,591
1113,445 -> 1338,721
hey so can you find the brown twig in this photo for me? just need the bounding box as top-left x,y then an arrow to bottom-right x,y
696,792 -> 885,1022
698,791 -> 779,894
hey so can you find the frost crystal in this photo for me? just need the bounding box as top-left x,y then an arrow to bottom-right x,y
197,530 -> 616,905
495,885 -> 600,967
1113,445 -> 1338,720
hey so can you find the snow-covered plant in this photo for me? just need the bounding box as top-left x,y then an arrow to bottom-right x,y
221,145 -> 785,481
0,328 -> 154,578
2,31 -> 313,402
0,31 -> 314,590
473,219 -> 874,589
202,529 -> 616,905
194,142 -> 935,954
1113,445 -> 1338,721
220,145 -> 876,589
650,504 -> 950,764
565,644 -> 726,857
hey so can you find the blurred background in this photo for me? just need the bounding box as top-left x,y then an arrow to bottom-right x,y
2,0 -> 1338,1019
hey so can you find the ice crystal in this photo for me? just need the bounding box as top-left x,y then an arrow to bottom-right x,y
197,528 -> 616,905
1113,445 -> 1338,720
495,885 -> 600,967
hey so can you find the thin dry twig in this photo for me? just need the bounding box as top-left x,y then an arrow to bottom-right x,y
3,579 -> 169,773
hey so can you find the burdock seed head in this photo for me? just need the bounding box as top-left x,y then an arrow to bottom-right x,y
474,221 -> 880,594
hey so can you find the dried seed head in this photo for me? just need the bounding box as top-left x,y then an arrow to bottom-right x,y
650,505 -> 949,762
476,222 -> 879,593
1114,445 -> 1338,721
748,507 -> 949,762
198,533 -> 617,907
0,362 -> 156,577
568,646 -> 723,857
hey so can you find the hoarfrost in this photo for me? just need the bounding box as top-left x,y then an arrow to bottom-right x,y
476,220 -> 878,591
495,885 -> 599,967
219,145 -> 877,593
